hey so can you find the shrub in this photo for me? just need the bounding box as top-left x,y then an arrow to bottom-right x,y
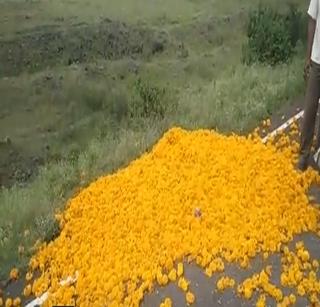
242,4 -> 306,66
129,78 -> 168,118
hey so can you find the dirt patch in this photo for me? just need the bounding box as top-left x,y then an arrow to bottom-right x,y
0,18 -> 168,77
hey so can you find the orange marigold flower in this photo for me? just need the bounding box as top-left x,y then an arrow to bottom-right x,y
24,127 -> 320,306
5,298 -> 12,307
12,298 -> 21,307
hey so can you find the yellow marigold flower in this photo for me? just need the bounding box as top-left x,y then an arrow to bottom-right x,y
156,271 -> 163,285
186,291 -> 195,305
280,273 -> 287,286
23,284 -> 32,297
310,293 -> 319,304
28,258 -> 38,271
161,274 -> 169,286
9,268 -> 19,280
160,297 -> 172,307
178,277 -> 189,292
205,267 -> 212,277
168,269 -> 177,282
0,298 -> 3,307
177,263 -> 184,277
288,294 -> 296,304
300,250 -> 310,262
312,260 -> 319,269
25,272 -> 33,282
265,266 -> 272,277
295,241 -> 304,250
216,276 -> 235,291
297,284 -> 305,296
164,298 -> 172,306
256,294 -> 266,307
244,287 -> 253,299
279,296 -> 290,307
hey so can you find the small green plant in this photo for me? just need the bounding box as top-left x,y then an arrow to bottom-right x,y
242,5 -> 305,66
130,78 -> 168,118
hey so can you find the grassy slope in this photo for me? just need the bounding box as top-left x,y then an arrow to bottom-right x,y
0,0 -> 307,278
0,0 -> 304,39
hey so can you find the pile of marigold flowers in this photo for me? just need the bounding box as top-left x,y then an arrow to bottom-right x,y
22,125 -> 320,306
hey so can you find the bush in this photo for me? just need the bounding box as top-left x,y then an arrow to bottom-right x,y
129,78 -> 168,119
242,5 -> 306,66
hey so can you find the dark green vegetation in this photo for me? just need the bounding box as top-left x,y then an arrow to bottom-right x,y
0,0 -> 307,278
243,4 -> 307,65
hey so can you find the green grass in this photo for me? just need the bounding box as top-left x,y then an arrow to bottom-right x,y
0,0 -> 309,278
176,55 -> 305,133
0,0 -> 304,38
